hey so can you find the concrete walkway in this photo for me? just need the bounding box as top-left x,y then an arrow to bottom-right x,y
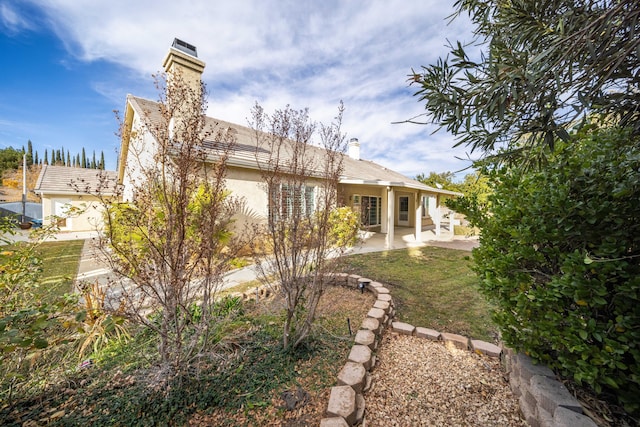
77,228 -> 478,289
350,227 -> 478,254
4,226 -> 478,292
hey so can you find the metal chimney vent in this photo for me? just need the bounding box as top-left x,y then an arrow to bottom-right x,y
172,38 -> 198,58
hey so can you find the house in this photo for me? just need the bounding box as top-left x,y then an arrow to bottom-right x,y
34,165 -> 118,232
117,39 -> 460,248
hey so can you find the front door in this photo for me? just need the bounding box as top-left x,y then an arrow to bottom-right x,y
398,196 -> 409,226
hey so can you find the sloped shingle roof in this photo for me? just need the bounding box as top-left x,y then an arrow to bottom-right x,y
35,165 -> 118,196
127,95 -> 460,196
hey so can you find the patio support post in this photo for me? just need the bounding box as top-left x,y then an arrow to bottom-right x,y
415,192 -> 422,243
386,186 -> 394,249
449,210 -> 456,236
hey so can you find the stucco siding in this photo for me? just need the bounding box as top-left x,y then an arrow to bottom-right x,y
41,194 -> 108,232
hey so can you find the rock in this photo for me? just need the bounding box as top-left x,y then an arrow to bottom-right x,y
373,300 -> 390,312
348,345 -> 373,370
326,386 -> 357,425
337,362 -> 367,393
354,329 -> 376,350
361,317 -> 381,335
416,327 -> 440,340
377,293 -> 392,303
553,407 -> 598,427
348,274 -> 361,287
515,354 -> 555,383
441,332 -> 469,350
391,321 -> 415,335
320,417 -> 349,427
530,375 -> 583,415
367,307 -> 386,323
355,393 -> 365,424
470,340 -> 502,357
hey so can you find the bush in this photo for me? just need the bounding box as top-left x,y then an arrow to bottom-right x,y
327,206 -> 360,248
469,127 -> 640,413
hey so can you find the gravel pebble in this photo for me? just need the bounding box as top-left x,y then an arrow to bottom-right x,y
365,333 -> 527,426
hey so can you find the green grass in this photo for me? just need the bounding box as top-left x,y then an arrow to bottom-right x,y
37,240 -> 85,298
340,246 -> 498,342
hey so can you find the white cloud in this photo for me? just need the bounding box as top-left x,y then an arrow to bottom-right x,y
23,0 -> 478,176
0,2 -> 36,34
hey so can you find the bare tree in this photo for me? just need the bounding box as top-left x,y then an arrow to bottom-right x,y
98,70 -> 248,376
250,102 -> 358,349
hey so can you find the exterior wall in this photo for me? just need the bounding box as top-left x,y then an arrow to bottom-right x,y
41,194 -> 108,232
225,166 -> 269,220
121,112 -> 160,202
226,165 -> 326,230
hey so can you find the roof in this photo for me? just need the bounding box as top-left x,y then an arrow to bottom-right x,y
34,165 -> 119,196
125,95 -> 461,197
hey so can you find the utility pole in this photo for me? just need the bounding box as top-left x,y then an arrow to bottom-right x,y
21,154 -> 26,224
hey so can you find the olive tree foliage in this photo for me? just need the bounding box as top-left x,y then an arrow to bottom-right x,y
411,0 -> 640,164
100,71 -> 248,375
249,103 -> 357,349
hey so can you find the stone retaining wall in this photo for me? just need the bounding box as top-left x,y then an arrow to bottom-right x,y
229,275 -> 596,426
317,273 -> 597,427
320,273 -> 393,426
503,349 -> 597,427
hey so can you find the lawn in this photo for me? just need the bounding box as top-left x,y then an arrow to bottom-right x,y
37,239 -> 85,299
339,245 -> 498,342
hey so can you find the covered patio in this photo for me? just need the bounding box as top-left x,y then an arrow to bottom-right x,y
351,223 -> 478,254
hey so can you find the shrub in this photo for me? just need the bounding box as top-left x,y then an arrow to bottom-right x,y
469,127 -> 640,413
327,206 -> 360,248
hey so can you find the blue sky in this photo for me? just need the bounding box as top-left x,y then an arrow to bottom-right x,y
0,0 -> 476,178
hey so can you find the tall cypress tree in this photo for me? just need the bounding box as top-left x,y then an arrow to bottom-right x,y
82,148 -> 87,168
27,140 -> 33,166
34,151 -> 39,165
76,153 -> 80,168
66,150 -> 71,167
100,151 -> 105,170
91,151 -> 96,169
44,149 -> 48,165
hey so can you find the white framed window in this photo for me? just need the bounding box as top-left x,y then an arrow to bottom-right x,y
269,183 -> 316,221
421,196 -> 429,218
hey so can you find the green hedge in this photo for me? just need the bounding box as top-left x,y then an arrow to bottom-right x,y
462,128 -> 640,413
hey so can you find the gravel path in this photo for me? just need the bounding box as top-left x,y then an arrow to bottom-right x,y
365,333 -> 527,426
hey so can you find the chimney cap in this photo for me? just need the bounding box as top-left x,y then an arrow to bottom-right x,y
171,38 -> 198,58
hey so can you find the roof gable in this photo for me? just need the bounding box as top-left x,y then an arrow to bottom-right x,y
125,95 -> 460,196
35,165 -> 118,196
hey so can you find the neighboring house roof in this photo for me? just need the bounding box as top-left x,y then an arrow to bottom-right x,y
123,95 -> 461,197
34,165 -> 119,196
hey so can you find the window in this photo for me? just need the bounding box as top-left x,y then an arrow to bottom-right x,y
361,195 -> 381,227
421,196 -> 429,218
269,183 -> 316,221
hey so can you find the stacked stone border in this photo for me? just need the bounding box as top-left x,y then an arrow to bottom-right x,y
316,273 -> 597,427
